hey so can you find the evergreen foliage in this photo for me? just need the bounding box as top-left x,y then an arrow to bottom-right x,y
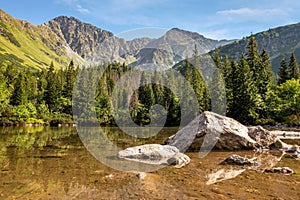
0,35 -> 300,126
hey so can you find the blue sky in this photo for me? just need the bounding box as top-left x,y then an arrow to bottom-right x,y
0,0 -> 300,40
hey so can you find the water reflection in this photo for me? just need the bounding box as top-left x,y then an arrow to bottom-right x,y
0,127 -> 299,199
78,126 -> 179,172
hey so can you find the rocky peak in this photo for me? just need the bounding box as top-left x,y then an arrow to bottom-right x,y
45,16 -> 113,58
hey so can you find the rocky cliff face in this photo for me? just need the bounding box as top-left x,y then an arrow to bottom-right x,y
45,16 -> 231,68
45,16 -> 152,64
45,16 -> 114,58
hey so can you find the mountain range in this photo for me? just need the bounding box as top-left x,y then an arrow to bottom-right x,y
1,8 -> 300,73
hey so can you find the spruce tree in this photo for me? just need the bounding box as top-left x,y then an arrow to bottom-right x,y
288,52 -> 300,80
10,73 -> 27,106
260,49 -> 275,86
246,34 -> 262,81
44,61 -> 60,111
278,56 -> 289,85
212,50 -> 222,70
259,49 -> 275,118
229,55 -> 260,124
153,70 -> 164,105
63,60 -> 77,99
223,56 -> 233,114
138,72 -> 154,108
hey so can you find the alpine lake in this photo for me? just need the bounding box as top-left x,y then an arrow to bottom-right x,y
0,126 -> 299,199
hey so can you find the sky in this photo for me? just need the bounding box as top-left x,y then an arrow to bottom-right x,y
0,0 -> 300,40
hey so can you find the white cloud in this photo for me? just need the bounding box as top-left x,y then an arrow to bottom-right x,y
76,5 -> 90,14
55,0 -> 78,5
55,0 -> 90,15
216,8 -> 289,22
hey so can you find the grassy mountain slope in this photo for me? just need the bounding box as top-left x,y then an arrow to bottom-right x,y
0,9 -> 82,71
215,22 -> 300,73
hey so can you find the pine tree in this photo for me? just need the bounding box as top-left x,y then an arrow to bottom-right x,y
44,61 -> 60,111
260,49 -> 275,87
258,49 -> 275,117
246,34 -> 262,80
153,70 -> 164,105
63,60 -> 77,99
229,55 -> 260,124
288,52 -> 300,80
212,49 -> 222,70
10,73 -> 27,106
278,56 -> 289,85
138,72 -> 154,108
190,67 -> 210,112
223,56 -> 233,114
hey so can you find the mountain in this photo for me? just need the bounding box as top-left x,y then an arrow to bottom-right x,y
130,28 -> 234,70
45,16 -> 152,64
215,23 -> 300,73
45,17 -> 231,69
0,9 -> 233,70
5,8 -> 300,73
0,9 -> 82,70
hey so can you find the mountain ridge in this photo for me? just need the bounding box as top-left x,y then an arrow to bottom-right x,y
215,22 -> 300,72
1,8 -> 300,73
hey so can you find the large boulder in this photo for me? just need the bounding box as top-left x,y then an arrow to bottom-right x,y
165,111 -> 283,151
118,144 -> 190,168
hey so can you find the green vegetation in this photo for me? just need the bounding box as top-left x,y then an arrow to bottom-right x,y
0,61 -> 77,125
0,10 -> 82,71
216,22 -> 300,73
214,35 -> 300,126
0,26 -> 299,127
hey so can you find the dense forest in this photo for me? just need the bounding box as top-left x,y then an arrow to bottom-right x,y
0,35 -> 299,126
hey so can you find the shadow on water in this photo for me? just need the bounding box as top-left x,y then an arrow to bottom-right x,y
0,126 -> 299,199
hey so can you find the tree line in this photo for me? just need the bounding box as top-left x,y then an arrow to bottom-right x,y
0,35 -> 299,126
213,35 -> 300,125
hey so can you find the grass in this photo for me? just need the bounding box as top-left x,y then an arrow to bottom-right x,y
0,13 -> 73,70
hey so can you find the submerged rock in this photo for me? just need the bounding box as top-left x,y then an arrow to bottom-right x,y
206,152 -> 287,184
206,168 -> 246,185
166,111 -> 286,151
281,145 -> 300,160
220,154 -> 259,166
265,167 -> 294,175
118,144 -> 190,168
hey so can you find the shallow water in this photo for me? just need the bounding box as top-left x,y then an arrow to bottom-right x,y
0,127 -> 299,199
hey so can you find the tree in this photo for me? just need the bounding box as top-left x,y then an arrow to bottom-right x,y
246,34 -> 262,84
44,61 -> 60,111
228,55 -> 260,124
275,78 -> 300,125
63,60 -> 77,114
212,49 -> 222,70
10,73 -> 27,106
260,49 -> 275,87
258,49 -> 275,119
278,56 -> 289,85
0,71 -> 11,116
152,71 -> 165,105
138,72 -> 155,108
288,53 -> 300,80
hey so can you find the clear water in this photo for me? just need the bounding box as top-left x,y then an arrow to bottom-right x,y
0,126 -> 299,199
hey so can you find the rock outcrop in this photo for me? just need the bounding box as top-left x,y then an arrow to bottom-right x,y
165,111 -> 286,151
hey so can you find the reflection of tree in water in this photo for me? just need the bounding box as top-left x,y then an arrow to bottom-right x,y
0,145 -> 9,170
100,126 -> 178,149
0,127 -> 78,150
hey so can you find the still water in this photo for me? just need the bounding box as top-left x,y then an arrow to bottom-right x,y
0,127 -> 299,199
